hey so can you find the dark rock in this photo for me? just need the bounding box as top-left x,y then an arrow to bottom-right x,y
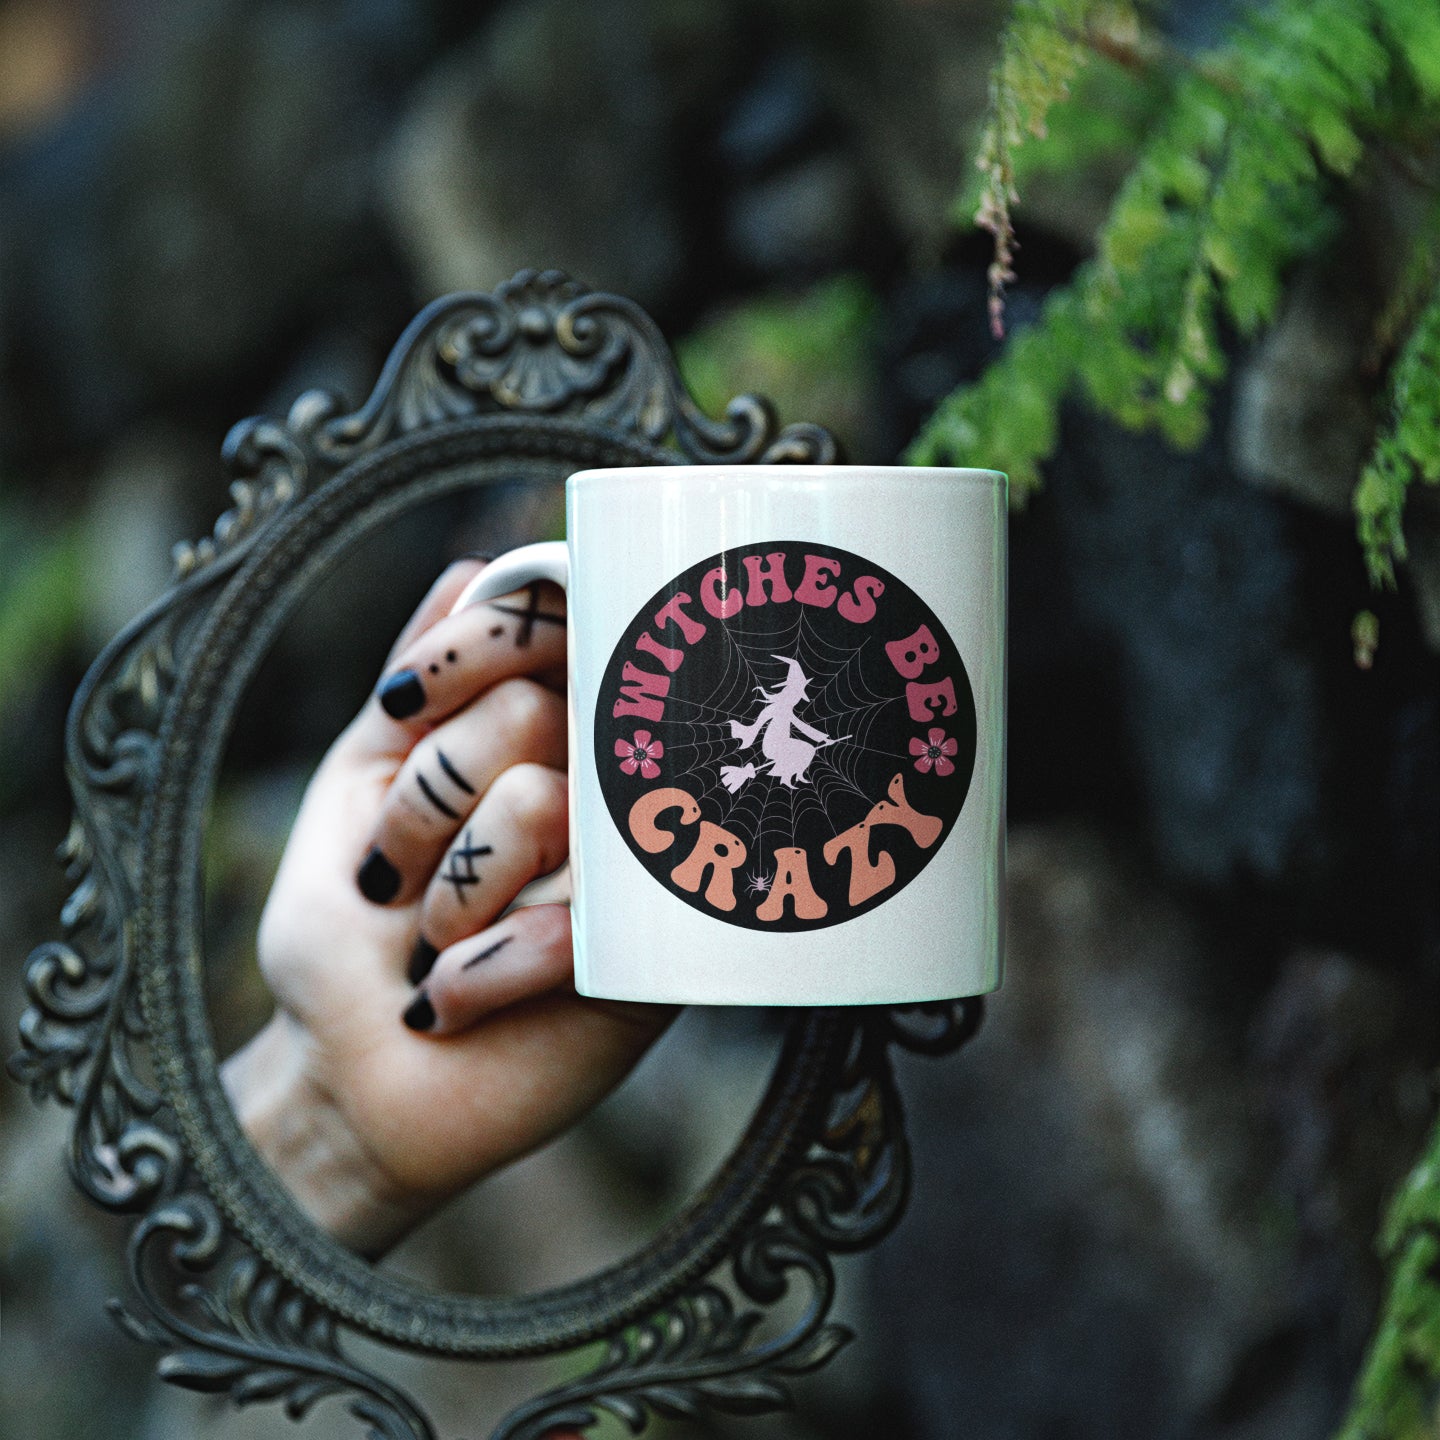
1252,949 -> 1435,1357
715,49 -> 833,176
1229,198 -> 1440,655
1049,395 -> 1331,891
789,0 -> 997,254
871,827 -> 1422,1440
1231,262 -> 1376,519
714,51 -> 870,279
1048,399 -> 1440,954
1400,490 -> 1440,653
877,247 -> 1069,455
382,0 -> 691,309
722,147 -> 868,278
0,0 -> 434,464
880,253 -> 1440,954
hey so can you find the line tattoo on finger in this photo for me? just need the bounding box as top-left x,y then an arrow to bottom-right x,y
437,748 -> 475,794
461,934 -> 513,970
444,829 -> 493,904
489,581 -> 564,648
416,773 -> 461,819
417,749 -> 476,819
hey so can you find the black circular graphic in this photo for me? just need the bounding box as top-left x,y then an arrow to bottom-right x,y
595,541 -> 976,932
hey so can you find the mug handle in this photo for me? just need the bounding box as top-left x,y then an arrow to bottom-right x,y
449,541 -> 570,615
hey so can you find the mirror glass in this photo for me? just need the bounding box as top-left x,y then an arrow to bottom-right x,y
203,478 -> 776,1296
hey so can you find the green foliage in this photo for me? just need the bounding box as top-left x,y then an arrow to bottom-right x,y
1338,1116 -> 1440,1440
969,1 -> 1149,335
0,500 -> 84,773
1372,0 -> 1440,103
954,50 -> 1172,236
914,3 -> 1440,1435
677,275 -> 879,452
910,0 -> 1440,584
1356,279 -> 1440,586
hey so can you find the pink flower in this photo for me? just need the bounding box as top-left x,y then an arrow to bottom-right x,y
910,727 -> 959,777
615,729 -> 664,779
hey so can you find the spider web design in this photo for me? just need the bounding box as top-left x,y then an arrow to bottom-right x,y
660,607 -> 911,891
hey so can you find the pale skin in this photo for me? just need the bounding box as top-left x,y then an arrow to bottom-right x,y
221,558 -> 674,1258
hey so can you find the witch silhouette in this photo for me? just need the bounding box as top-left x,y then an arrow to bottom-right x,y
720,656 -> 847,792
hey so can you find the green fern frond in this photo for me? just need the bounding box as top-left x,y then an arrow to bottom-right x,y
907,287 -> 1084,501
971,0 -> 1149,335
1337,1116 -> 1440,1440
1369,213 -> 1440,368
910,4 -> 1440,1437
911,0 -> 1412,513
1355,281 -> 1440,586
952,52 -> 1171,235
1370,0 -> 1440,103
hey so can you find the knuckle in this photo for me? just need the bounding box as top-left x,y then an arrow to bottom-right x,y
515,901 -> 572,957
491,763 -> 566,834
491,677 -> 562,748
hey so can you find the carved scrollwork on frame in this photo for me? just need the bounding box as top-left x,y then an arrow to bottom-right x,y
112,1193 -> 437,1440
222,268 -> 840,511
491,998 -> 984,1440
9,271 -> 980,1440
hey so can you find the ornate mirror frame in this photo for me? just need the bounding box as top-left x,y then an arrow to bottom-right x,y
10,271 -> 983,1440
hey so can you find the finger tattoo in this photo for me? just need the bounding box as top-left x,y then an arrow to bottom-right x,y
416,749 -> 475,819
444,829 -> 493,904
436,748 -> 475,794
425,650 -> 461,678
461,934 -> 513,970
489,581 -> 565,648
416,773 -> 461,819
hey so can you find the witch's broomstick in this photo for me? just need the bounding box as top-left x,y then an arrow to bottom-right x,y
719,733 -> 850,794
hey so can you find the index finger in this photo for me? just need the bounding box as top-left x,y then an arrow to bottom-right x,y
339,570 -> 567,766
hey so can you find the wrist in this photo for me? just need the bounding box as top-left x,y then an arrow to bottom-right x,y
220,1014 -> 421,1258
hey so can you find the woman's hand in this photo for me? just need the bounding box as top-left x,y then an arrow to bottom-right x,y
221,558 -> 673,1257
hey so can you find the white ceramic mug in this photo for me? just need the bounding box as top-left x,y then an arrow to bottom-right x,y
452,465 -> 1006,1006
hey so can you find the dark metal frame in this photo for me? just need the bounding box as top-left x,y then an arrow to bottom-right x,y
9,271 -> 982,1439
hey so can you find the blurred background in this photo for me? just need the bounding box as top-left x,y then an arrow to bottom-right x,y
2,1 -> 1438,1438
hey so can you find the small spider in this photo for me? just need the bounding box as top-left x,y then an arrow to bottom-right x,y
745,868 -> 772,895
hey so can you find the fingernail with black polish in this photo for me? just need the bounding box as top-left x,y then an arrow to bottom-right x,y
378,669 -> 425,720
408,936 -> 439,986
356,847 -> 402,904
402,991 -> 436,1032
